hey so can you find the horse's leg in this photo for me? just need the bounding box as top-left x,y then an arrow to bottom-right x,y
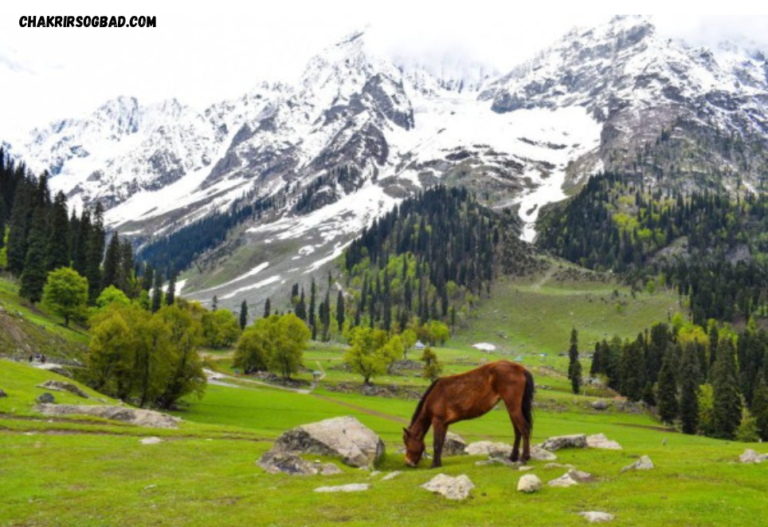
511,422 -> 522,462
500,389 -> 531,463
431,420 -> 447,469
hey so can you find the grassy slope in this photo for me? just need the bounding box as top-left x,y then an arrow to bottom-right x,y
2,271 -> 766,526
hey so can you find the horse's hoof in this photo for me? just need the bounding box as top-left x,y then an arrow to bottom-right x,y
430,462 -> 442,469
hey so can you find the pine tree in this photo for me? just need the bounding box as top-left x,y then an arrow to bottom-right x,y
239,300 -> 248,330
102,232 -> 121,291
657,347 -> 678,425
142,263 -> 154,292
151,271 -> 163,313
567,327 -> 582,394
264,298 -> 271,318
19,209 -> 49,303
309,279 -> 317,340
72,210 -> 91,277
166,273 -> 176,306
295,289 -> 307,321
621,336 -> 646,401
6,178 -> 33,275
86,203 -> 106,303
212,295 -> 218,312
712,337 -> 743,439
679,343 -> 701,434
46,191 -> 70,271
119,239 -> 134,295
752,373 -> 768,441
336,290 -> 345,332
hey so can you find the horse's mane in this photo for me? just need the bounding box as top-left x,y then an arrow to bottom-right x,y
410,379 -> 439,426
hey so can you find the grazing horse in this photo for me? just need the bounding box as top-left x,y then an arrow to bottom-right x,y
403,360 -> 534,468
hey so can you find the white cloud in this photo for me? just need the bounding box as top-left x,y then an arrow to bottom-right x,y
1,1 -> 767,139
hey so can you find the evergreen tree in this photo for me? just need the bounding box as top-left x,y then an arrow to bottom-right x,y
151,271 -> 164,313
336,290 -> 345,332
295,289 -> 307,321
679,343 -> 701,434
264,297 -> 271,318
752,373 -> 768,441
621,336 -> 646,401
72,209 -> 91,277
19,209 -> 48,303
119,239 -> 134,295
6,178 -> 33,275
86,203 -> 106,303
102,232 -> 121,291
212,295 -> 218,311
142,263 -> 154,292
166,273 -> 176,306
46,191 -> 70,271
567,328 -> 582,394
712,337 -> 743,439
239,300 -> 248,330
657,347 -> 679,425
309,279 -> 317,340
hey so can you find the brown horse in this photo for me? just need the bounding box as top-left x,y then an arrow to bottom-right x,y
403,360 -> 534,468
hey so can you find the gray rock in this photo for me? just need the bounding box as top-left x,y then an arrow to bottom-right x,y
578,511 -> 615,523
421,474 -> 474,500
568,469 -> 594,482
475,457 -> 518,467
739,449 -> 768,464
140,437 -> 163,445
591,400 -> 610,410
268,416 -> 384,468
548,473 -> 579,487
541,434 -> 588,451
517,474 -> 542,493
314,483 -> 369,493
258,451 -> 320,475
518,465 -> 535,471
382,471 -> 401,481
36,380 -> 89,399
621,455 -> 654,472
36,393 -> 55,404
465,441 -> 512,457
0,388 -> 7,398
530,445 -> 558,461
545,462 -> 575,470
319,463 -> 343,475
35,404 -> 180,428
587,433 -> 622,450
442,431 -> 467,456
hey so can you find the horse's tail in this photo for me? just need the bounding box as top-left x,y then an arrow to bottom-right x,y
522,369 -> 535,432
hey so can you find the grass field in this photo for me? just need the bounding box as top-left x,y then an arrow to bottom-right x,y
2,273 -> 766,526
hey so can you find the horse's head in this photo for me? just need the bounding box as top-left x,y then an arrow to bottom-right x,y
402,427 -> 425,467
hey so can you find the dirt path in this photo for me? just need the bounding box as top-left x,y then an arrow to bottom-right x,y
532,265 -> 557,290
204,369 -> 312,394
309,393 -> 408,424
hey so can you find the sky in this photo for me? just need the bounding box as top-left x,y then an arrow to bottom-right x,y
1,1 -> 768,139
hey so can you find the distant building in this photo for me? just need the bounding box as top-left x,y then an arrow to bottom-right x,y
415,340 -> 426,350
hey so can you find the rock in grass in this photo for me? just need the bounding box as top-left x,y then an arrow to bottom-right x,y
545,463 -> 575,470
587,433 -> 622,450
0,388 -> 7,398
34,404 -> 179,429
739,449 -> 768,464
382,471 -> 401,481
268,416 -> 384,468
475,457 -> 518,467
465,441 -> 512,457
257,451 -> 341,476
421,474 -> 474,500
530,446 -> 558,461
314,483 -> 370,493
578,511 -> 615,523
36,380 -> 89,399
140,437 -> 163,445
541,434 -> 588,451
442,432 -> 467,456
36,393 -> 55,404
548,473 -> 579,487
517,474 -> 542,493
621,455 -> 654,472
591,400 -> 610,410
568,469 -> 594,483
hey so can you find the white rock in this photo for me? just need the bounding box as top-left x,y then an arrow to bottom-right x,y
738,449 -> 768,463
518,465 -> 535,471
548,473 -> 579,487
578,511 -> 615,523
541,434 -> 588,451
382,471 -> 401,481
517,474 -> 542,493
35,404 -> 180,429
587,433 -> 622,450
472,343 -> 497,352
530,445 -> 558,461
545,463 -> 575,470
421,474 -> 474,500
568,469 -> 594,482
140,437 -> 163,445
443,431 -> 468,456
465,441 -> 512,457
313,483 -> 370,493
621,455 -> 654,472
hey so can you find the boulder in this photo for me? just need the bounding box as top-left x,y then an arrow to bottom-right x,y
36,380 -> 89,399
35,404 -> 180,429
442,432 -> 467,456
578,512 -> 615,523
314,483 -> 369,493
0,388 -> 7,398
382,471 -> 401,481
465,441 -> 512,457
421,474 -> 474,500
739,449 -> 768,464
591,400 -> 610,410
568,469 -> 594,483
548,473 -> 579,487
530,446 -> 558,461
36,393 -> 55,404
257,451 -> 340,476
621,455 -> 654,472
587,433 -> 622,450
139,437 -> 163,445
517,474 -> 542,493
541,434 -> 588,451
268,416 -> 384,468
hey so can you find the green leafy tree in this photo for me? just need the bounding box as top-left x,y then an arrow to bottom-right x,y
679,343 -> 701,434
233,319 -> 270,373
421,346 -> 442,382
657,348 -> 679,425
155,304 -> 206,409
712,338 -> 743,439
202,309 -> 241,349
697,384 -> 716,437
344,327 -> 390,385
95,285 -> 131,311
42,267 -> 88,327
401,329 -> 417,359
736,408 -> 759,443
267,313 -> 310,381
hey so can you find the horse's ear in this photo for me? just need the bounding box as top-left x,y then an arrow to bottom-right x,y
403,427 -> 410,436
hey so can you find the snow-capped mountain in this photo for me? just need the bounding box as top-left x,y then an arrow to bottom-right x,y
7,16 -> 768,311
